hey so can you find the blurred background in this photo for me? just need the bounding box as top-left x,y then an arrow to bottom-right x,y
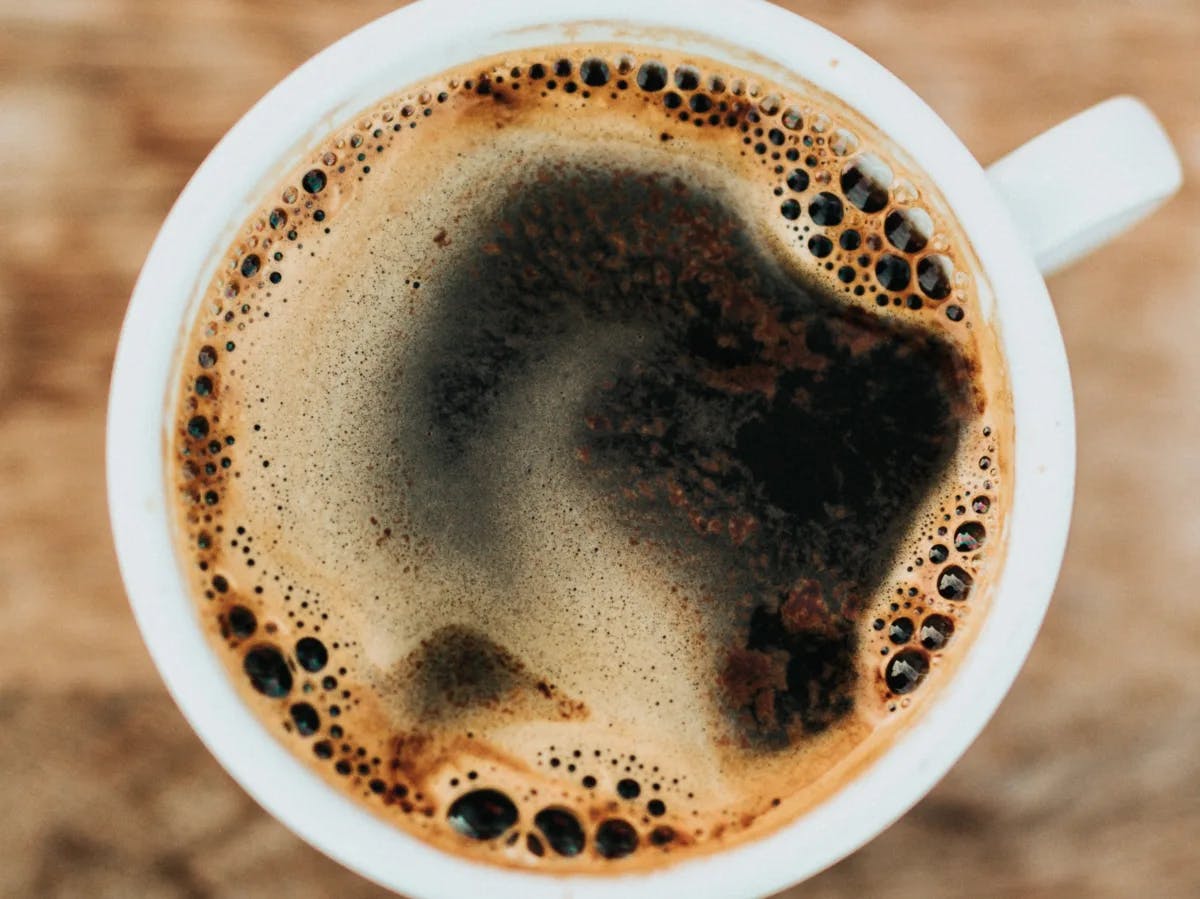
1,0 -> 1197,895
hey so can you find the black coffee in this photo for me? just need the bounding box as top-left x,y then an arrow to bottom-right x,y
167,46 -> 1009,872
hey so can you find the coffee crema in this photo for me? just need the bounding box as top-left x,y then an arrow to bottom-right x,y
167,45 -> 1011,872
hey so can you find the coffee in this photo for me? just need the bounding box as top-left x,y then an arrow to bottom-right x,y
167,45 -> 1010,871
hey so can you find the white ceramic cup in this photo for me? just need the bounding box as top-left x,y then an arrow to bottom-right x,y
106,1 -> 1182,896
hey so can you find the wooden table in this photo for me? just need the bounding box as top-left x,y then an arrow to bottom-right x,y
1,1 -> 1196,895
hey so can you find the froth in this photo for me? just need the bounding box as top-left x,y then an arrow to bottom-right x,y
166,46 -> 1011,872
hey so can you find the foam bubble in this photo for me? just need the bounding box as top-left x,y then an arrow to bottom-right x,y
534,807 -> 586,856
885,649 -> 929,694
596,819 -> 639,859
448,789 -> 519,840
919,614 -> 955,650
243,646 -> 292,697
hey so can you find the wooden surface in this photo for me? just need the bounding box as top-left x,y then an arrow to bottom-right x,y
2,0 -> 1197,895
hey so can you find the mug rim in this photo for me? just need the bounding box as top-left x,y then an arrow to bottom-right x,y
106,0 -> 1075,896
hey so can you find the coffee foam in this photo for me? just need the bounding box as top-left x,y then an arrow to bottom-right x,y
167,46 -> 1012,872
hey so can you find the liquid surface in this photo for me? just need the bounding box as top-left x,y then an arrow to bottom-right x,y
167,46 -> 1011,872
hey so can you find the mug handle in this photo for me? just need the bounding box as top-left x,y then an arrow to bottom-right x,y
986,96 -> 1182,276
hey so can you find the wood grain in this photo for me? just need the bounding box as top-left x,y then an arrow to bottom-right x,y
1,0 -> 1197,895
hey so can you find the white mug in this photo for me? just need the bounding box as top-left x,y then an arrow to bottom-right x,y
106,1 -> 1182,896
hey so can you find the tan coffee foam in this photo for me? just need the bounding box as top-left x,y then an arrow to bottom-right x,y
166,45 -> 1012,872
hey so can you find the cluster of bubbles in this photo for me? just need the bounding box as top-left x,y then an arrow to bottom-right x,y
171,48 -> 996,866
447,771 -> 676,860
613,58 -> 967,320
199,53 -> 970,337
868,458 -> 995,703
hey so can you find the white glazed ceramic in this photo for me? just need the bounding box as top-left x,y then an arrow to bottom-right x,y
106,1 -> 1181,896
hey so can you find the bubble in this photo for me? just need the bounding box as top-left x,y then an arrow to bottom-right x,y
918,254 -> 954,299
780,199 -> 801,221
954,521 -> 986,552
673,65 -> 700,91
808,235 -> 833,258
198,346 -> 217,368
830,129 -> 859,156
929,544 -> 949,563
301,169 -> 327,194
650,826 -> 676,846
839,229 -> 861,250
294,636 -> 328,672
187,416 -> 209,439
937,565 -> 973,601
781,107 -> 803,130
447,789 -> 518,840
808,192 -> 843,226
945,304 -> 964,322
533,807 -> 586,856
888,617 -> 914,644
595,819 -> 638,859
884,207 -> 932,253
689,94 -> 712,113
663,92 -> 682,109
875,254 -> 911,291
636,61 -> 667,91
194,377 -> 213,400
786,168 -> 809,192
553,59 -> 572,77
885,649 -> 929,694
978,455 -> 991,470
580,58 -> 610,87
244,645 -> 293,697
228,605 -> 256,637
919,614 -> 955,650
759,94 -> 781,116
840,155 -> 892,213
972,495 -> 991,514
616,778 -> 641,799
289,702 -> 320,736
527,834 -> 544,856
268,208 -> 288,229
240,254 -> 260,279
647,798 -> 666,816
